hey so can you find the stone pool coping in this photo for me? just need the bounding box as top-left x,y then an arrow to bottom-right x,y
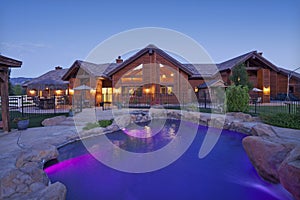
0,108 -> 299,199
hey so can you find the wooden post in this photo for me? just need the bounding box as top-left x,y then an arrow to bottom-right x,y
0,55 -> 22,132
0,68 -> 10,132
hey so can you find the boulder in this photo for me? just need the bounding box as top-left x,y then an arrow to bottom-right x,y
182,111 -> 200,123
114,114 -> 131,129
251,124 -> 277,137
227,112 -> 254,122
25,182 -> 67,200
242,136 -> 292,183
16,144 -> 58,168
278,147 -> 300,200
229,121 -> 252,134
42,116 -> 67,126
207,117 -> 225,129
0,169 -> 25,198
79,127 -> 105,138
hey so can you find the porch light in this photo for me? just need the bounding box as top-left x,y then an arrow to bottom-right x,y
29,90 -> 36,95
194,87 -> 199,93
263,87 -> 270,95
69,89 -> 74,95
90,89 -> 96,94
55,90 -> 62,95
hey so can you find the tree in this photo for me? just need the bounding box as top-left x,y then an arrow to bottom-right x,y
225,85 -> 249,112
12,85 -> 25,95
230,63 -> 252,89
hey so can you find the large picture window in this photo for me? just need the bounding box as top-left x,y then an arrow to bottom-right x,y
121,64 -> 143,83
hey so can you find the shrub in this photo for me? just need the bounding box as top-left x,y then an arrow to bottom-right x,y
98,119 -> 113,127
226,85 -> 249,112
260,113 -> 300,129
83,122 -> 100,130
82,119 -> 113,130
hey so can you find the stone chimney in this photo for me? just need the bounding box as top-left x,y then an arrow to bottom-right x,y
55,66 -> 62,70
116,56 -> 123,63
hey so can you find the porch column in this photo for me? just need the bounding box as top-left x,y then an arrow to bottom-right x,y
0,68 -> 10,132
257,69 -> 270,103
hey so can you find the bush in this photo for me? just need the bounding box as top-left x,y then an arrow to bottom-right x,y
226,85 -> 249,112
83,119 -> 113,130
260,113 -> 300,129
98,119 -> 113,127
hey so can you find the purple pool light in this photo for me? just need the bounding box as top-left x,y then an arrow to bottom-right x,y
45,119 -> 293,200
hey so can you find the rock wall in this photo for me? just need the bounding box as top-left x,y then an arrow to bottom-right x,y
0,144 -> 66,200
243,125 -> 300,200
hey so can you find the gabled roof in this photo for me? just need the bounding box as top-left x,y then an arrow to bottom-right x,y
217,51 -> 279,72
278,67 -> 300,81
106,44 -> 194,76
62,60 -> 119,80
63,45 -> 285,81
0,55 -> 22,67
198,79 -> 226,89
23,67 -> 69,89
183,64 -> 219,78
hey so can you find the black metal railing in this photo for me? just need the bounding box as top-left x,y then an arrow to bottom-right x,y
0,95 -> 70,121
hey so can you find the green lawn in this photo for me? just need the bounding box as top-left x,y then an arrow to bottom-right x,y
1,111 -> 68,129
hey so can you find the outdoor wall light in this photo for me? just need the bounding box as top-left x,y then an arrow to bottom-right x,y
194,87 -> 199,93
263,86 -> 270,95
55,90 -> 62,95
29,90 -> 36,95
69,89 -> 74,95
90,89 -> 96,94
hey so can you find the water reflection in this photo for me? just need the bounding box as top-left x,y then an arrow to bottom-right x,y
106,119 -> 180,153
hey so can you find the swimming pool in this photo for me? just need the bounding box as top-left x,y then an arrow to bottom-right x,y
45,119 -> 293,200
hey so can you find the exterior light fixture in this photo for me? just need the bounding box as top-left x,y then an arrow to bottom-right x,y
263,87 -> 270,95
29,90 -> 36,95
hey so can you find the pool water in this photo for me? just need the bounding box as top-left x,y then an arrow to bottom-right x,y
45,119 -> 293,200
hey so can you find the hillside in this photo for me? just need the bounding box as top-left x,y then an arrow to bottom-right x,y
10,77 -> 33,85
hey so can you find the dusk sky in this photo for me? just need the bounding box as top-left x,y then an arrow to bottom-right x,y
1,0 -> 299,78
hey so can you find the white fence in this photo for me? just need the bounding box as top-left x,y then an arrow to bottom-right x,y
0,95 -> 34,108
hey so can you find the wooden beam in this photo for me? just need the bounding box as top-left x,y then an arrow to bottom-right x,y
0,55 -> 22,67
0,69 -> 10,132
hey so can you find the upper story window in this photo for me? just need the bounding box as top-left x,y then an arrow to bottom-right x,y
121,64 -> 143,83
159,64 -> 175,83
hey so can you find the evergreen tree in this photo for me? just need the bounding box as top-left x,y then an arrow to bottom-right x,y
230,63 -> 252,89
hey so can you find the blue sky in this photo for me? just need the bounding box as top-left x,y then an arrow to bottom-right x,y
1,0 -> 299,77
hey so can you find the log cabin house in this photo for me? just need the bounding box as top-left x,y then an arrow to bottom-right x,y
26,44 -> 300,107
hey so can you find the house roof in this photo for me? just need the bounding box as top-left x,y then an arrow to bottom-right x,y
0,55 -> 22,68
106,44 -> 194,76
198,79 -> 226,89
278,67 -> 300,81
183,64 -> 219,78
62,45 -> 285,81
62,60 -> 119,80
23,67 -> 69,89
217,51 -> 279,72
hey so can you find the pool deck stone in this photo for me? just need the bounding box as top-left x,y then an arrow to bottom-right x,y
0,108 -> 299,199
